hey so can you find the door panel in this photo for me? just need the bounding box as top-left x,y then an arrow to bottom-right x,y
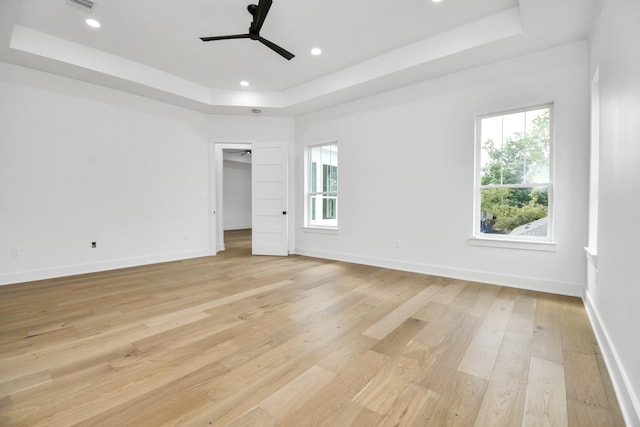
252,142 -> 288,256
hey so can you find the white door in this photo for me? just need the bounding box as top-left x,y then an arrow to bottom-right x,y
252,142 -> 288,256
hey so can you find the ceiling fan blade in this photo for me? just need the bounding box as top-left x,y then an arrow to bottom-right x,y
250,0 -> 273,34
200,34 -> 251,42
258,36 -> 295,60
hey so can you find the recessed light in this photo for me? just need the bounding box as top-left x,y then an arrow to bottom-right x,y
432,0 -> 443,3
311,47 -> 322,56
85,18 -> 101,28
240,81 -> 250,87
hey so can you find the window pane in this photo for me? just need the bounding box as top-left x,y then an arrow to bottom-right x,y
480,116 -> 503,185
523,109 -> 550,183
309,194 -> 337,226
310,146 -> 322,163
480,108 -> 550,186
480,187 -> 549,236
323,197 -> 336,219
323,164 -> 337,192
502,111 -> 525,144
311,162 -> 317,193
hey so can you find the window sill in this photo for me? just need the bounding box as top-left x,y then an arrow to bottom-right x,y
584,246 -> 598,268
469,236 -> 557,252
302,226 -> 339,235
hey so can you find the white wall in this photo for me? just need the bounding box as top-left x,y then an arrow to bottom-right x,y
586,0 -> 640,424
0,62 -> 294,285
295,41 -> 590,296
223,159 -> 252,230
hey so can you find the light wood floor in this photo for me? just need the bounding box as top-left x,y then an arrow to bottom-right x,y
0,229 -> 625,426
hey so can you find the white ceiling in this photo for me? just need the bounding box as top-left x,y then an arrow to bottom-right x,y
0,0 -> 597,115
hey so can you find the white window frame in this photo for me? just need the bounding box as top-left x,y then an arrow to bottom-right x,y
305,141 -> 338,230
471,104 -> 556,251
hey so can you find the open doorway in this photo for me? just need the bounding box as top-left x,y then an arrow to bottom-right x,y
211,142 -> 252,253
222,147 -> 252,251
209,141 -> 289,257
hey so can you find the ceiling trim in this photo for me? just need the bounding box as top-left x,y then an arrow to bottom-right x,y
283,7 -> 522,108
6,6 -> 522,114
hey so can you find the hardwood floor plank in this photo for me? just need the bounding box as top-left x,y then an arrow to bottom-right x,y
4,363 -> 116,425
457,297 -> 515,380
316,333 -> 378,375
380,383 -> 441,427
258,365 -> 335,420
414,313 -> 482,393
532,294 -> 564,364
0,322 -> 144,383
450,281 -> 503,319
430,278 -> 468,305
354,356 -> 421,417
425,371 -> 488,427
276,350 -> 390,426
132,311 -> 247,354
522,356 -> 568,427
567,399 -> 616,427
71,361 -> 230,427
411,301 -> 466,347
363,285 -> 441,340
473,339 -> 531,427
213,316 -> 302,371
285,275 -> 371,322
401,339 -> 434,366
563,350 -> 610,408
504,291 -> 536,344
330,403 -> 383,426
227,407 -> 277,427
0,370 -> 51,397
557,295 -> 598,355
147,279 -> 294,326
371,317 -> 428,358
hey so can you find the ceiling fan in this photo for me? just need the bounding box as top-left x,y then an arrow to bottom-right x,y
225,149 -> 252,156
200,0 -> 295,61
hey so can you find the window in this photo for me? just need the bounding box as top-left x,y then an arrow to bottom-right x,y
307,142 -> 338,228
475,105 -> 553,241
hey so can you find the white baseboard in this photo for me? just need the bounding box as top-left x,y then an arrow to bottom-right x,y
0,249 -> 210,287
223,225 -> 252,231
293,247 -> 583,297
583,291 -> 640,427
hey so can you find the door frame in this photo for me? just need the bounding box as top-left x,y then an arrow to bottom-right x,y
208,141 -> 252,254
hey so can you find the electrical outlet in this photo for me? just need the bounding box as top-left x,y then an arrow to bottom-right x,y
11,248 -> 21,257
394,240 -> 400,249
91,242 -> 97,248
